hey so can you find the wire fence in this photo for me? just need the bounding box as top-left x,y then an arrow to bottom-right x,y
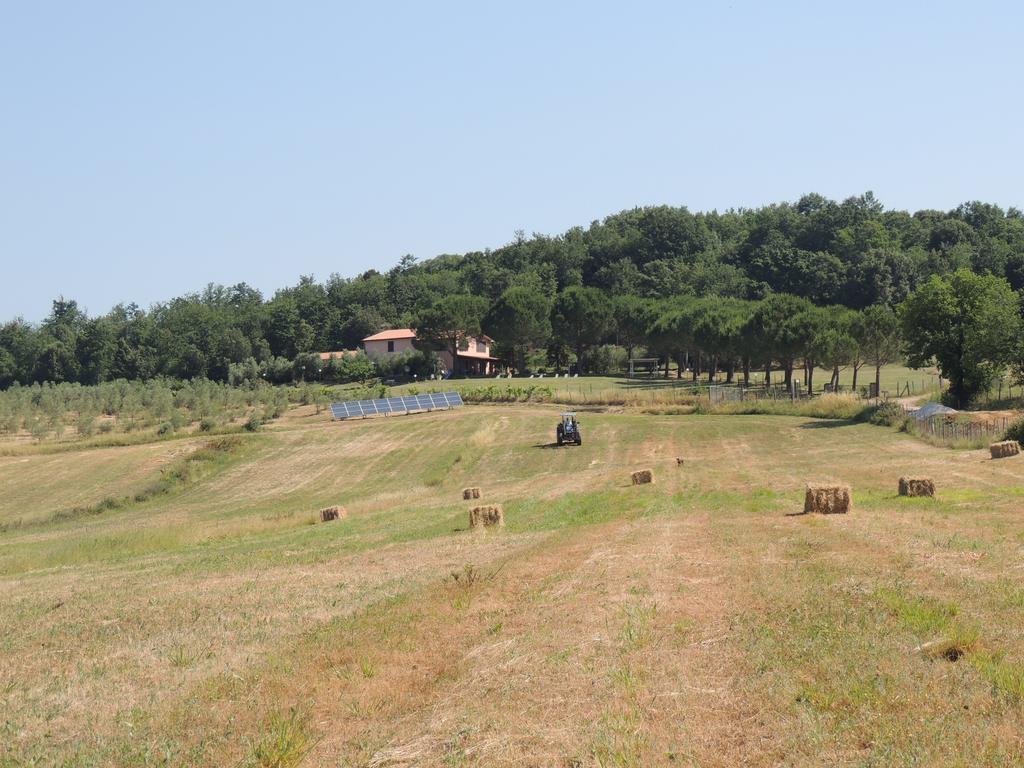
912,415 -> 1011,442
709,384 -> 848,404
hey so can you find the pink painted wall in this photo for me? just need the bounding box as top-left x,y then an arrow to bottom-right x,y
363,337 -> 416,357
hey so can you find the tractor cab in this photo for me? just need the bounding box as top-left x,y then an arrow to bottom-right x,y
556,412 -> 582,446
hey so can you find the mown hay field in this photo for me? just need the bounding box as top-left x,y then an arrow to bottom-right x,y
3,404 -> 1024,766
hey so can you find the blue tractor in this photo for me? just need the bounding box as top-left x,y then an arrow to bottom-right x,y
556,412 -> 582,446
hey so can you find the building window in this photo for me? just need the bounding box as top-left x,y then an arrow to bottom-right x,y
387,340 -> 395,352
476,340 -> 486,353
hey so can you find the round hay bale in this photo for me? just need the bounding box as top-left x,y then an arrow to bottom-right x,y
469,505 -> 504,528
320,505 -> 346,522
803,485 -> 852,515
631,469 -> 654,485
898,477 -> 935,497
462,487 -> 482,500
990,440 -> 1021,460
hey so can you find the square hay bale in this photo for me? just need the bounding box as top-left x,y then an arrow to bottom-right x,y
469,505 -> 504,528
803,485 -> 852,515
462,487 -> 482,500
631,469 -> 654,485
990,440 -> 1021,460
320,506 -> 345,522
898,477 -> 935,497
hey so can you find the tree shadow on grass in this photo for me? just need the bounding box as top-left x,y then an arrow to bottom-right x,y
798,419 -> 856,429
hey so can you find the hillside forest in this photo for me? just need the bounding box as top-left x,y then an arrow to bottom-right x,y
3,192 -> 1024,407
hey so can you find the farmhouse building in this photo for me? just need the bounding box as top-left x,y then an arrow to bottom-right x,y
361,328 -> 499,376
439,334 -> 499,376
362,328 -> 417,356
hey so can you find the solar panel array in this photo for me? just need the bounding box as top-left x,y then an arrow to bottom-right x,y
330,391 -> 464,420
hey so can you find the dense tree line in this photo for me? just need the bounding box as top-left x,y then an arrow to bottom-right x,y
3,193 -> 1024,406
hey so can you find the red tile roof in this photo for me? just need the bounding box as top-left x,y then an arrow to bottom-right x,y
362,328 -> 416,342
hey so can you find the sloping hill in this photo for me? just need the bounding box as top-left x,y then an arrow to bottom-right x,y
3,406 -> 1024,765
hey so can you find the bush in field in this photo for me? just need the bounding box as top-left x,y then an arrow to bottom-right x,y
1004,419 -> 1024,444
28,416 -> 48,442
336,353 -> 374,383
287,352 -> 371,385
199,417 -> 217,432
77,410 -> 97,437
292,353 -> 321,383
228,357 -> 262,387
261,388 -> 289,418
258,356 -> 294,385
456,385 -> 554,403
862,400 -> 908,427
244,413 -> 263,432
372,349 -> 436,380
169,408 -> 188,431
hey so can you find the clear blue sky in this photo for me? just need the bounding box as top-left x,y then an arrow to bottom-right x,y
2,1 -> 1021,322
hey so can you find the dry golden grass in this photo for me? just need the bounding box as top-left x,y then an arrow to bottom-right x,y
0,439 -> 202,528
3,405 -> 1024,765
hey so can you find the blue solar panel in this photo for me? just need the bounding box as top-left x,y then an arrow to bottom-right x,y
330,391 -> 465,420
330,401 -> 360,419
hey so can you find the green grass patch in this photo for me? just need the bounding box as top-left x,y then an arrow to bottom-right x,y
1,435 -> 257,535
972,652 -> 1024,701
244,708 -> 316,768
695,394 -> 868,420
874,587 -> 960,637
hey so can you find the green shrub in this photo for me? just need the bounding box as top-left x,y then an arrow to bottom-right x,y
77,412 -> 97,437
244,413 -> 263,432
245,708 -> 314,768
1004,419 -> 1024,444
199,417 -> 217,432
1,409 -> 21,434
156,422 -> 175,436
28,417 -> 49,442
169,409 -> 188,430
696,393 -> 864,420
457,385 -> 554,403
863,400 -> 908,427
